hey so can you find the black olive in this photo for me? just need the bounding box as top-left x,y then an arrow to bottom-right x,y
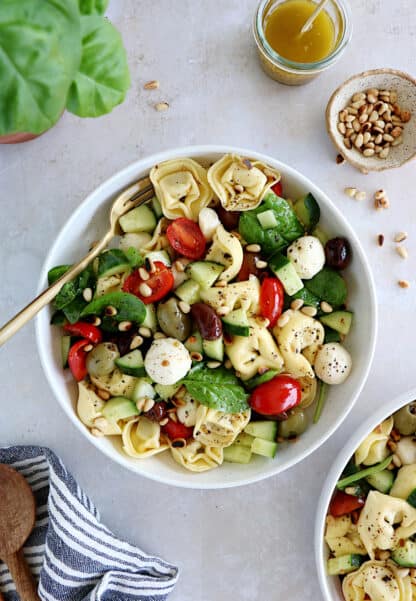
325,237 -> 352,270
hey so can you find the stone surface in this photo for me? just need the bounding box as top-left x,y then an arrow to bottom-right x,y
0,1 -> 415,600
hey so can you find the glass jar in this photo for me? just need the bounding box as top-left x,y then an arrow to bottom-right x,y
253,0 -> 352,86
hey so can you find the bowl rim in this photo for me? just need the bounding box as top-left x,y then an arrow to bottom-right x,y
314,385 -> 416,601
326,68 -> 416,172
35,144 -> 378,489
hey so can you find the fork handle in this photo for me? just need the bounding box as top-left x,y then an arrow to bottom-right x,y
0,230 -> 113,347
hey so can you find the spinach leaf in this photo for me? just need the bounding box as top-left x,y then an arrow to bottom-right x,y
53,264 -> 94,313
125,247 -> 144,269
81,291 -> 146,324
78,0 -> 109,14
304,267 -> 347,307
181,364 -> 249,414
48,264 -> 72,285
63,295 -> 87,323
66,15 -> 130,118
55,280 -> 78,310
97,249 -> 129,277
239,192 -> 304,256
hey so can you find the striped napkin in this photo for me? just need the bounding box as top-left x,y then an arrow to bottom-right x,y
0,446 -> 178,601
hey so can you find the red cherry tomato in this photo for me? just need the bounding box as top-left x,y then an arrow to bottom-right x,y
271,180 -> 283,197
67,339 -> 90,382
161,419 -> 194,440
123,261 -> 174,304
260,277 -> 284,327
166,218 -> 206,260
249,374 -> 302,416
237,252 -> 265,281
329,491 -> 365,517
64,322 -> 102,344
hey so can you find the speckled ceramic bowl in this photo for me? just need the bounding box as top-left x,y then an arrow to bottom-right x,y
326,69 -> 416,172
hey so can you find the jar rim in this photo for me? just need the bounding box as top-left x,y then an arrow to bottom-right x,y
254,0 -> 353,73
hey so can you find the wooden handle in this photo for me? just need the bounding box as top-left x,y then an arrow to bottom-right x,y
4,549 -> 40,601
0,229 -> 113,347
0,591 -> 5,600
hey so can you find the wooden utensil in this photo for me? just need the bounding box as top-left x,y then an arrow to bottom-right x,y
0,177 -> 154,347
0,464 -> 40,601
299,0 -> 329,33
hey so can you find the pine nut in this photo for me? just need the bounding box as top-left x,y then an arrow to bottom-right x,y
391,126 -> 403,138
320,301 -> 333,313
374,189 -> 387,200
144,80 -> 159,90
352,92 -> 366,102
339,110 -> 348,122
138,267 -> 149,281
363,148 -> 375,157
118,321 -> 132,332
398,280 -> 410,289
155,102 -> 169,112
396,246 -> 408,259
377,234 -> 384,247
277,312 -> 290,328
355,191 -> 366,201
255,259 -> 268,269
345,115 -> 355,123
390,91 -> 398,103
84,344 -> 93,352
139,326 -> 152,337
207,361 -> 221,369
91,316 -> 102,326
344,187 -> 358,198
343,138 -> 352,149
375,120 -> 385,129
366,93 -> 377,104
136,398 -> 146,412
301,306 -> 317,317
362,132 -> 371,145
246,244 -> 261,252
374,134 -> 383,145
401,110 -> 411,122
358,113 -> 369,124
160,418 -> 169,426
392,454 -> 402,467
383,133 -> 394,142
352,119 -> 361,132
214,280 -> 227,287
97,389 -> 110,400
178,300 -> 190,314
290,298 -> 304,311
143,398 -> 155,412
153,331 -> 166,339
130,335 -> 143,350
105,305 -> 117,316
379,147 -> 390,159
83,287 -> 93,302
347,107 -> 358,115
190,352 -> 203,362
394,232 -> 408,243
91,428 -> 104,437
369,110 -> 379,122
396,568 -> 409,579
139,283 -> 152,297
354,133 -> 364,148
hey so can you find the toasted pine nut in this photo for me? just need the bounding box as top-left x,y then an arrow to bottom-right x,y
105,305 -> 117,316
160,418 -> 169,426
97,389 -> 110,400
139,283 -> 152,297
290,299 -> 304,311
396,246 -> 408,259
138,267 -> 149,281
130,335 -> 143,350
190,352 -> 203,362
398,280 -> 410,289
246,244 -> 261,252
82,287 -> 93,302
178,301 -> 191,314
320,301 -> 333,313
344,187 -> 358,198
139,326 -> 152,337
377,234 -> 384,247
155,102 -> 169,112
143,398 -> 155,412
255,259 -> 268,269
394,232 -> 408,243
144,80 -> 159,90
207,361 -> 221,369
301,306 -> 317,317
83,344 -> 93,352
118,321 -> 132,332
277,312 -> 290,328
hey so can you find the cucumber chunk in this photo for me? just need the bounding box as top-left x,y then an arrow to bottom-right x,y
257,209 -> 278,229
222,308 -> 250,337
145,250 -> 171,267
293,193 -> 320,231
131,379 -> 155,403
269,253 -> 304,296
233,432 -> 255,448
244,421 -> 278,442
119,205 -> 157,233
223,444 -> 252,464
115,350 -> 146,377
251,437 -> 277,458
151,196 -> 163,218
245,370 -> 280,390
202,337 -> 224,361
392,541 -> 416,567
327,554 -> 365,576
142,304 -> 157,331
366,469 -> 394,494
408,489 -> 416,508
102,397 -> 139,422
312,226 -> 330,246
184,331 -> 203,354
186,261 -> 224,289
320,311 -> 353,335
61,336 -> 71,368
154,383 -> 181,400
175,279 -> 201,305
98,249 -> 130,277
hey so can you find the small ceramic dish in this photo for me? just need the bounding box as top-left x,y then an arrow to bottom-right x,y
326,68 -> 416,172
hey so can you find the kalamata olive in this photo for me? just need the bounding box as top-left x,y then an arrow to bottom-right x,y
394,403 -> 416,435
191,302 -> 222,340
237,252 -> 266,281
86,342 -> 119,377
215,205 -> 240,230
325,237 -> 352,270
104,329 -> 138,356
278,409 -> 307,438
144,401 -> 168,422
157,297 -> 192,341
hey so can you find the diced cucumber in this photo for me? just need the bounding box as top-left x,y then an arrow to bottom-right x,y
222,308 -> 250,337
244,421 -> 278,442
175,279 -> 201,305
245,370 -> 280,390
61,336 -> 71,368
290,287 -> 320,308
392,540 -> 416,567
102,397 -> 139,422
145,250 -> 171,267
202,337 -> 224,361
119,205 -> 157,233
407,489 -> 416,508
366,469 -> 394,494
185,331 -> 203,355
269,253 -> 304,296
293,193 -> 320,231
233,432 -> 255,448
251,437 -> 277,458
97,249 -> 130,277
151,196 -> 163,218
257,209 -> 278,229
115,350 -> 146,377
312,226 -> 330,246
324,327 -> 341,344
223,444 -> 252,464
186,261 -> 224,289
154,383 -> 181,400
320,311 -> 353,335
327,554 -> 365,576
142,304 -> 157,331
131,379 -> 155,403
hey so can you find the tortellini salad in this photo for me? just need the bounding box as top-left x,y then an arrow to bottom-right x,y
325,400 -> 416,601
49,154 -> 354,473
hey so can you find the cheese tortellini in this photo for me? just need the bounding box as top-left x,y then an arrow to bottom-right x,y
150,159 -> 212,221
77,381 -> 122,435
325,515 -> 367,557
90,369 -> 137,398
201,275 -> 260,315
298,376 -> 318,409
207,153 -> 280,211
122,416 -> 169,458
226,316 -> 284,380
390,464 -> 416,500
205,224 -> 243,282
193,406 -> 251,447
342,560 -> 413,601
355,417 -> 394,466
170,440 -> 223,472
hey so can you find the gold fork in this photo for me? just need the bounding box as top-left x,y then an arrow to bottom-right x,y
0,176 -> 154,346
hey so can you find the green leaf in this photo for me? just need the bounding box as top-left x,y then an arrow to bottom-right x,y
81,291 -> 146,324
125,247 -> 144,269
53,264 -> 95,311
78,0 -> 109,15
0,0 -> 81,135
181,364 -> 249,414
305,267 -> 347,307
48,264 -> 72,285
63,295 -> 87,323
55,280 -> 78,310
66,15 -> 130,118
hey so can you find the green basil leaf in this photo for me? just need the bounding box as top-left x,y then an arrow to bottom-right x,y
181,365 -> 249,414
66,15 -> 130,118
81,291 -> 146,323
48,264 -> 72,285
124,247 -> 144,269
78,0 -> 109,15
55,280 -> 79,310
63,295 -> 87,324
305,267 -> 347,307
0,0 -> 81,135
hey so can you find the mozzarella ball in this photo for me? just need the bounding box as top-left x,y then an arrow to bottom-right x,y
177,393 -> 199,426
144,338 -> 192,385
314,343 -> 352,385
287,235 -> 325,280
198,207 -> 220,241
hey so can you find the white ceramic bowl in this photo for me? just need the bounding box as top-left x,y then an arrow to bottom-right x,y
315,386 -> 416,601
36,145 -> 377,489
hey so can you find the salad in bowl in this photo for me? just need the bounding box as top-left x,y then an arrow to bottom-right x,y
47,152 -> 355,475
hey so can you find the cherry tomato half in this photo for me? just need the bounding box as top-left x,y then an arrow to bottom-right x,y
329,490 -> 365,517
64,322 -> 102,344
166,218 -> 206,260
271,180 -> 283,197
260,277 -> 284,328
249,374 -> 301,417
161,419 -> 194,440
68,339 -> 90,381
123,261 -> 174,304
237,252 -> 265,281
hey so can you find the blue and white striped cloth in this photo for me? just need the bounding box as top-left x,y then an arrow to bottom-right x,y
0,446 -> 178,601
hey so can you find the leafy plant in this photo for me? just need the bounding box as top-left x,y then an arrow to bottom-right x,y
0,0 -> 130,136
